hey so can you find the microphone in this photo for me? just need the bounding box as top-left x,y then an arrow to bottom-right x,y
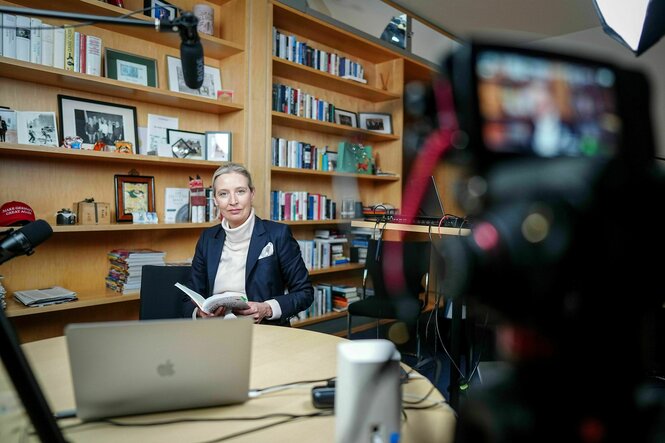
161,12 -> 204,90
0,220 -> 53,265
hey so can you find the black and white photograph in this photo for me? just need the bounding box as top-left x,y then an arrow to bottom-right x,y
167,56 -> 222,100
58,95 -> 138,150
334,109 -> 358,128
359,112 -> 393,134
143,0 -> 178,21
167,129 -> 206,160
0,109 -> 18,143
16,111 -> 58,147
206,131 -> 232,161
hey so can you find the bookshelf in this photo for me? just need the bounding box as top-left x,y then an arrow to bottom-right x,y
0,0 -> 247,342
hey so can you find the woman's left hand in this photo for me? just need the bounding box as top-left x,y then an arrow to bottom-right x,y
235,301 -> 272,323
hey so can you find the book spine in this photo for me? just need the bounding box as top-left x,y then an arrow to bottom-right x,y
64,27 -> 75,71
2,14 -> 16,59
15,15 -> 31,62
53,27 -> 65,69
40,23 -> 54,67
29,18 -> 42,64
73,31 -> 80,72
85,35 -> 102,76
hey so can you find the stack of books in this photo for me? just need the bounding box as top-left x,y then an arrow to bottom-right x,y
0,275 -> 6,310
331,284 -> 360,312
106,249 -> 166,295
13,286 -> 77,307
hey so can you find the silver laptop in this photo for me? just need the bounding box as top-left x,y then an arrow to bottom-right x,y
65,317 -> 253,421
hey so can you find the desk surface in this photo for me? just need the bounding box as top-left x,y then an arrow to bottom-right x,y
351,220 -> 471,235
18,325 -> 455,443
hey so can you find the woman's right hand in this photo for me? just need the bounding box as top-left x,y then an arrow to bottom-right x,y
197,306 -> 227,318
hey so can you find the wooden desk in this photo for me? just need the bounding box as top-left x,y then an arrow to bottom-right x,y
351,220 -> 470,237
18,325 -> 455,442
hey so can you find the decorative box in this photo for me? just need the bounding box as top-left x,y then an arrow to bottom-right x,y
337,142 -> 373,174
74,199 -> 111,225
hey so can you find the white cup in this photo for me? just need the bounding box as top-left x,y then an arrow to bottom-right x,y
193,3 -> 214,36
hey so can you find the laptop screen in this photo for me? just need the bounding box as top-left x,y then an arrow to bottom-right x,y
415,176 -> 445,218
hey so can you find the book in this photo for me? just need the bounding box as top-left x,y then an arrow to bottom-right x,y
40,23 -> 54,67
53,27 -> 65,69
164,187 -> 190,223
29,18 -> 42,64
13,286 -> 78,307
175,283 -> 250,314
85,35 -> 102,76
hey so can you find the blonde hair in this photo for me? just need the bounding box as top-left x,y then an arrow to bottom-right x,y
211,162 -> 254,191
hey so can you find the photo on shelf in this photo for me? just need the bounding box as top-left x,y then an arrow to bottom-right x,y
166,56 -> 221,100
205,131 -> 232,161
58,95 -> 138,150
334,109 -> 358,128
114,174 -> 156,223
167,128 -> 206,160
144,0 -> 178,20
359,112 -> 392,134
0,109 -> 18,143
16,111 -> 58,147
105,48 -> 158,87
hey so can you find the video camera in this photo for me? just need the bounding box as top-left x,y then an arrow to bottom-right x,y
429,41 -> 665,442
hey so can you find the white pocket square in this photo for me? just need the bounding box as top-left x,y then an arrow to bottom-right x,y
258,242 -> 274,259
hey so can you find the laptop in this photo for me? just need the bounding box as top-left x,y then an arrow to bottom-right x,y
385,176 -> 461,227
65,317 -> 253,421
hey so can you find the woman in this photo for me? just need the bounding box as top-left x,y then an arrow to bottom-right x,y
185,163 -> 313,325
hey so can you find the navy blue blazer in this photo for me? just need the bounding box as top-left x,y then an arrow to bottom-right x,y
184,216 -> 313,324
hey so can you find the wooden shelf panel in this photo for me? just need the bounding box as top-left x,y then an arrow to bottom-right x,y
291,310 -> 347,328
10,0 -> 244,59
0,143 -> 224,168
273,57 -> 400,102
272,112 -> 399,142
279,219 -> 355,226
351,220 -> 471,236
52,222 -> 217,233
0,58 -> 244,114
308,262 -> 364,276
272,2 -> 398,64
271,166 -> 399,181
5,289 -> 140,318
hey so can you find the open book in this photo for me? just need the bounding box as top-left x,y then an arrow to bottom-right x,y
175,283 -> 250,314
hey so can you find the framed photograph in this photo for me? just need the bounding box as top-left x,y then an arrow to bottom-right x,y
334,109 -> 358,128
105,48 -> 158,87
16,111 -> 58,147
359,112 -> 392,134
206,131 -> 232,162
166,55 -> 221,99
167,128 -> 206,160
0,109 -> 18,143
114,174 -> 156,223
143,0 -> 178,20
58,95 -> 138,150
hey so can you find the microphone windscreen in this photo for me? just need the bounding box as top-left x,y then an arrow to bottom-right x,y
20,219 -> 53,247
180,41 -> 205,90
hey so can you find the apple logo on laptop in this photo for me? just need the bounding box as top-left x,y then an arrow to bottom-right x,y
157,359 -> 175,377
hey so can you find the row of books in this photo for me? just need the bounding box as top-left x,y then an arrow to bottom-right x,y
296,283 -> 360,320
297,236 -> 349,270
272,83 -> 336,123
105,249 -> 166,295
270,190 -> 337,222
271,136 -> 338,171
272,26 -> 365,83
0,14 -> 102,75
164,188 -> 219,224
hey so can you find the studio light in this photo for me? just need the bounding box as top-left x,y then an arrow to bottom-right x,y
593,0 -> 665,55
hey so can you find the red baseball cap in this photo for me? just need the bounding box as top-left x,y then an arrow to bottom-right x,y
0,201 -> 36,226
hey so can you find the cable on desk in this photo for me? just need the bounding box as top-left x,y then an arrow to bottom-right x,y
249,376 -> 335,397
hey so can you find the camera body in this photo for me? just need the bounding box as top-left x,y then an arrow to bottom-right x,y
56,208 -> 76,225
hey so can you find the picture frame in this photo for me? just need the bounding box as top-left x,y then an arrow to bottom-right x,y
114,174 -> 156,223
166,55 -> 221,99
143,0 -> 178,21
205,131 -> 232,162
334,109 -> 358,128
58,95 -> 138,150
167,128 -> 206,160
358,112 -> 393,134
16,111 -> 57,147
105,48 -> 158,87
0,108 -> 18,143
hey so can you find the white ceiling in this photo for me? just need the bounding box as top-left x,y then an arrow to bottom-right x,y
386,0 -> 603,41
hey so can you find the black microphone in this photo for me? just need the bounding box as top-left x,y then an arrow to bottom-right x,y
0,220 -> 53,265
166,12 -> 204,90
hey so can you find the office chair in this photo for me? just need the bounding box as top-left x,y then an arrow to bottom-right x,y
139,265 -> 192,320
347,239 -> 431,359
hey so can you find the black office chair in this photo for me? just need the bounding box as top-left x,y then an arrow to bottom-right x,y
347,239 -> 431,358
139,265 -> 192,320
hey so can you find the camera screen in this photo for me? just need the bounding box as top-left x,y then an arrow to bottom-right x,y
475,50 -> 622,158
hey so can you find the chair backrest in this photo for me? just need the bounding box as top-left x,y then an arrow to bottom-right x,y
139,265 -> 192,320
363,239 -> 431,305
